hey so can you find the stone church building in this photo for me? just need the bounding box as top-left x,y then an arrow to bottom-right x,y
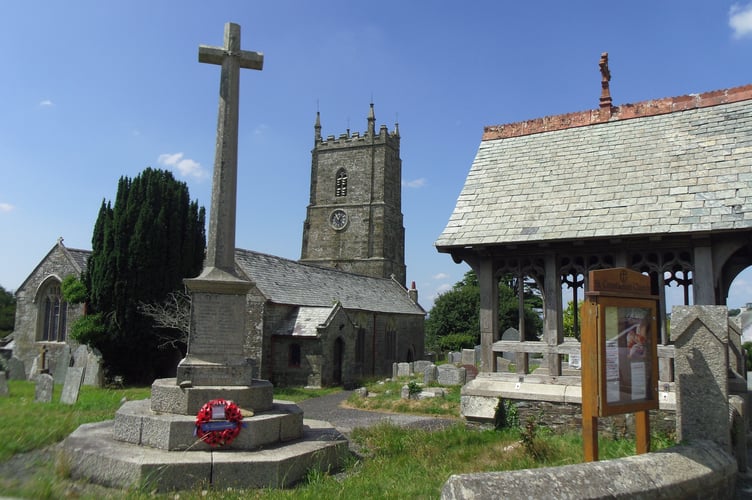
11,105 -> 425,386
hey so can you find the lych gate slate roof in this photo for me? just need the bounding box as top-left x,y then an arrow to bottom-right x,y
234,249 -> 425,315
436,85 -> 752,250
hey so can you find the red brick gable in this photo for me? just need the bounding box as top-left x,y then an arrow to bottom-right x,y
483,84 -> 752,141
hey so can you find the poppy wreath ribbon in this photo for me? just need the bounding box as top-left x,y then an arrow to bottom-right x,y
194,399 -> 244,447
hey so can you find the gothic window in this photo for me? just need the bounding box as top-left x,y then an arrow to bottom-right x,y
335,169 -> 348,197
40,283 -> 67,342
289,343 -> 301,368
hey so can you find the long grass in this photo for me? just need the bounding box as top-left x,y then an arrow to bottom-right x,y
0,381 -> 150,461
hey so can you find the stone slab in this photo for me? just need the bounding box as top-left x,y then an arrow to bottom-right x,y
441,440 -> 736,500
150,378 -> 273,415
60,367 -> 84,405
34,373 -> 54,402
61,418 -> 347,492
53,346 -> 71,385
7,356 -> 25,380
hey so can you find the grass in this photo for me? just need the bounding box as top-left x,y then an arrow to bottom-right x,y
0,381 -> 150,462
345,377 -> 461,417
0,380 -> 675,499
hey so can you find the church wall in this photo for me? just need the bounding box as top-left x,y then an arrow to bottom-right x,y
244,286 -> 267,379
270,335 -> 321,387
13,246 -> 84,378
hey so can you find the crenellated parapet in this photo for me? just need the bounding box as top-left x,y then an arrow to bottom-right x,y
314,103 -> 400,150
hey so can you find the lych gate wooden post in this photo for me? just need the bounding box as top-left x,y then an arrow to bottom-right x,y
581,268 -> 659,461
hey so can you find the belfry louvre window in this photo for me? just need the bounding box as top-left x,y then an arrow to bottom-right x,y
335,169 -> 348,197
41,284 -> 67,342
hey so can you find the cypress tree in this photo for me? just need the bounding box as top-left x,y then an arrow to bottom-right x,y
81,168 -> 206,384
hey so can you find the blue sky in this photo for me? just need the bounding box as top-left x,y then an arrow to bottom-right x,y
1,1 -> 752,311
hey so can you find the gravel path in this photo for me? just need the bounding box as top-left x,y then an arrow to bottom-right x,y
297,390 -> 459,435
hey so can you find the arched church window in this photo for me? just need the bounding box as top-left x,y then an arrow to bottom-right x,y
335,169 -> 348,197
40,283 -> 67,342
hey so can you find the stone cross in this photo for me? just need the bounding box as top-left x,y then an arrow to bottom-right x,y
199,22 -> 264,274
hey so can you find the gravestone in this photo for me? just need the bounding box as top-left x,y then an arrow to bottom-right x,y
53,346 -> 72,385
34,373 -> 54,403
496,356 -> 511,373
424,364 -> 437,384
501,328 -> 520,361
60,367 -> 84,405
396,362 -> 412,378
448,351 -> 462,364
671,305 -> 730,451
568,351 -> 581,370
82,348 -> 104,387
437,364 -> 466,386
0,371 -> 8,397
7,356 -> 25,380
413,360 -> 433,374
73,345 -> 89,368
461,349 -> 476,366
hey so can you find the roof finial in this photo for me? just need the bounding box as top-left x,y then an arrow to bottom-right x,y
314,108 -> 321,142
367,102 -> 375,136
599,52 -> 612,115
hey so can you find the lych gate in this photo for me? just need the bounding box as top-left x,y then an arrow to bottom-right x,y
436,61 -> 752,385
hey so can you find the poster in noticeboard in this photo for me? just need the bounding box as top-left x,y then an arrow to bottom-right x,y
603,304 -> 652,405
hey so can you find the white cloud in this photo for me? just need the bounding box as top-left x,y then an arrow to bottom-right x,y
38,99 -> 54,107
403,177 -> 426,188
253,124 -> 269,136
0,202 -> 15,213
433,272 -> 450,280
730,3 -> 752,38
157,152 -> 208,180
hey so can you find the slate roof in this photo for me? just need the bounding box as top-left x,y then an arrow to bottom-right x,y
436,85 -> 752,250
274,306 -> 338,336
234,249 -> 425,316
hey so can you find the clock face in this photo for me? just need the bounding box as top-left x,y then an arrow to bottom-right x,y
330,209 -> 348,230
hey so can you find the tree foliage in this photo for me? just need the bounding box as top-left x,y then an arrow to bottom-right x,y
76,168 -> 206,384
0,285 -> 15,338
425,270 -> 543,352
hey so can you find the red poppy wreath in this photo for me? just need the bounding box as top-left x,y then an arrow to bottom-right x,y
194,399 -> 244,447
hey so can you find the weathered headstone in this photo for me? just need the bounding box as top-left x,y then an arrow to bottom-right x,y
671,305 -> 730,451
396,362 -> 412,378
82,348 -> 104,387
73,345 -> 89,368
437,364 -> 466,386
496,356 -> 511,373
461,349 -> 476,366
414,360 -> 433,374
34,373 -> 54,403
0,371 -> 8,397
53,346 -> 72,385
424,364 -> 437,384
7,356 -> 25,380
60,367 -> 85,404
501,328 -> 520,361
447,351 -> 461,364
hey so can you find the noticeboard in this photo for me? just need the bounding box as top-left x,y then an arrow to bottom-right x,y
581,269 -> 659,417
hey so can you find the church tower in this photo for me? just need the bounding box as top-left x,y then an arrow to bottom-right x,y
300,103 -> 406,286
